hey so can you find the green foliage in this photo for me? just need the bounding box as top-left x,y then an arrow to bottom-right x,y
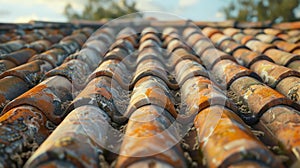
64,0 -> 140,21
221,0 -> 300,22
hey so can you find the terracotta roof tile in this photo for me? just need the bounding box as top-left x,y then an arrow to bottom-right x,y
174,59 -> 207,86
116,105 -> 186,168
263,28 -> 283,36
242,28 -> 261,36
272,40 -> 300,53
258,105 -> 300,160
264,49 -> 300,67
273,21 -> 300,30
0,60 -> 17,73
0,76 -> 30,110
202,27 -> 222,38
223,27 -> 241,37
180,76 -> 236,124
287,60 -> 300,72
276,77 -> 300,103
1,20 -> 300,167
230,76 -> 299,120
1,48 -> 36,66
255,33 -> 282,43
192,37 -> 212,56
245,39 -> 277,53
2,76 -> 72,125
67,76 -> 125,122
194,105 -> 282,168
25,105 -> 110,167
232,48 -> 272,67
0,60 -> 52,87
212,59 -> 260,89
66,48 -> 102,70
140,33 -> 161,44
201,47 -> 236,70
125,76 -> 177,119
0,40 -> 26,54
45,59 -> 91,89
0,105 -> 51,167
250,60 -> 300,88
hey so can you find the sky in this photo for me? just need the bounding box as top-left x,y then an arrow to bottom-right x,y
0,0 -> 228,23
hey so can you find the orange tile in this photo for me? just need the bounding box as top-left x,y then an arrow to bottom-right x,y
260,105 -> 300,155
82,39 -> 108,57
116,105 -> 186,168
132,58 -> 177,89
0,40 -> 26,54
250,60 -> 300,88
140,33 -> 161,44
25,105 -> 111,168
194,106 -> 281,168
88,59 -> 130,88
186,33 -> 207,48
223,27 -> 241,37
3,76 -> 72,125
264,28 -> 283,36
174,59 -> 208,86
273,40 -> 300,53
276,77 -> 300,104
29,48 -> 67,67
141,27 -> 159,36
243,28 -> 262,35
245,40 -> 276,53
201,48 -> 236,70
167,38 -> 190,54
0,60 -> 52,86
125,76 -> 177,119
45,59 -> 91,89
180,77 -> 236,123
169,48 -> 201,67
202,27 -> 222,38
0,59 -> 17,73
68,76 -> 127,124
231,77 -> 298,118
287,60 -> 300,72
192,38 -> 213,56
212,59 -> 260,89
255,34 -> 280,43
0,105 -> 51,167
0,76 -> 30,111
264,49 -> 300,66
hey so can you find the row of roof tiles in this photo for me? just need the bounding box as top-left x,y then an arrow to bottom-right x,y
0,20 -> 300,167
3,20 -> 300,32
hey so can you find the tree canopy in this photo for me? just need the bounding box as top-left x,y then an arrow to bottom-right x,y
221,0 -> 300,23
64,0 -> 140,21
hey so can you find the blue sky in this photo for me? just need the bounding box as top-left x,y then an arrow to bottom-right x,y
0,0 -> 228,23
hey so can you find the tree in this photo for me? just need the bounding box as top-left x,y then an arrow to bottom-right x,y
64,0 -> 140,21
221,0 -> 300,23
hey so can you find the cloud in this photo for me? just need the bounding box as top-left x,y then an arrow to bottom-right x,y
0,0 -> 81,23
0,10 -> 10,16
0,0 -> 226,23
14,14 -> 53,23
178,0 -> 199,8
134,0 -> 191,21
215,11 -> 224,18
136,0 -> 166,11
295,9 -> 300,18
35,0 -> 84,14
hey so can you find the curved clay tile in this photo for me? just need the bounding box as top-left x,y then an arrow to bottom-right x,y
24,105 -> 111,168
116,105 -> 186,168
194,105 -> 283,168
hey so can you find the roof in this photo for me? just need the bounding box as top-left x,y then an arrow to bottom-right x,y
0,19 -> 300,167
